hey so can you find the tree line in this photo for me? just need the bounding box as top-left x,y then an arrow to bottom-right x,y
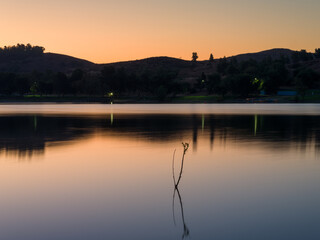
0,44 -> 45,61
0,67 -> 184,100
1,60 -> 318,100
192,49 -> 320,98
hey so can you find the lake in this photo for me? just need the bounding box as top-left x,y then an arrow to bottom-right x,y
0,104 -> 320,240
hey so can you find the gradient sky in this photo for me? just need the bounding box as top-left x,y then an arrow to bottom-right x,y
1,0 -> 319,63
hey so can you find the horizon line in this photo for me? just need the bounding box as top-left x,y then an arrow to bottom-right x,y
46,47 -> 299,65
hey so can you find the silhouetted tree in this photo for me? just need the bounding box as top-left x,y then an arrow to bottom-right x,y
295,68 -> 319,91
83,72 -> 100,95
156,85 -> 168,101
192,52 -> 198,62
53,72 -> 70,95
315,48 -> 320,59
37,71 -> 54,95
30,82 -> 38,95
217,57 -> 228,75
126,72 -> 138,93
262,60 -> 288,94
195,72 -> 206,90
115,67 -> 128,94
206,73 -> 221,94
226,62 -> 239,75
15,76 -> 30,95
209,54 -> 214,62
240,59 -> 259,75
69,69 -> 84,95
0,43 -> 45,61
299,50 -> 313,61
138,70 -> 152,94
100,66 -> 116,94
228,74 -> 254,97
291,51 -> 300,63
0,73 -> 16,95
291,50 -> 313,63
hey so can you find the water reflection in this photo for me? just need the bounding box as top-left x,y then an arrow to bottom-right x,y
1,109 -> 320,239
0,116 -> 93,158
173,187 -> 190,239
1,114 -> 320,159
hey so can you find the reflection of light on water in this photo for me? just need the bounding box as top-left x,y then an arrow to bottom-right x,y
254,115 -> 258,136
34,115 -> 37,130
109,103 -> 114,125
111,113 -> 114,125
202,114 -> 205,132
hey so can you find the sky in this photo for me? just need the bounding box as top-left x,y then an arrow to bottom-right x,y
1,0 -> 319,63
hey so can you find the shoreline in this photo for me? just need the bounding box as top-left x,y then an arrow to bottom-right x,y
0,95 -> 320,104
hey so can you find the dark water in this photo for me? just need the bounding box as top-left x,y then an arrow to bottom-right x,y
1,104 -> 320,240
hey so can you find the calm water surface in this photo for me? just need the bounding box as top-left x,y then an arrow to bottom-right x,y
0,104 -> 320,240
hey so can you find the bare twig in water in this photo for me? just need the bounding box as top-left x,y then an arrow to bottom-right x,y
175,142 -> 189,187
172,142 -> 190,239
172,149 -> 177,186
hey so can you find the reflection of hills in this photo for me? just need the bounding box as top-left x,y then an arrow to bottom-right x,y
1,114 -> 320,157
208,115 -> 320,142
0,116 -> 94,158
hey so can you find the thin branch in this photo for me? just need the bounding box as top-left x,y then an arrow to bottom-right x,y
171,142 -> 190,239
175,142 -> 189,187
172,149 -> 177,185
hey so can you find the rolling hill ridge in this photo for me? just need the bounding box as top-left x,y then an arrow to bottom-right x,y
1,48 -> 317,74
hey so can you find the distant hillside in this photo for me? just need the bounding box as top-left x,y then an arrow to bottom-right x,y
229,48 -> 294,62
105,56 -> 191,71
101,48 -> 304,76
104,48 -> 295,69
0,52 -> 97,73
0,47 -> 318,76
0,45 -> 319,101
100,48 -> 320,84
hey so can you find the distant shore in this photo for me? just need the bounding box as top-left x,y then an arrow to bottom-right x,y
1,95 -> 320,104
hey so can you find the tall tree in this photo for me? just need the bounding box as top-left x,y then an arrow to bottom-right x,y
192,52 -> 198,62
209,53 -> 214,62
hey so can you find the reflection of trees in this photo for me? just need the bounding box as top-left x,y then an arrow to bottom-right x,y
172,143 -> 190,239
0,116 -> 93,158
1,114 -> 320,158
192,115 -> 198,152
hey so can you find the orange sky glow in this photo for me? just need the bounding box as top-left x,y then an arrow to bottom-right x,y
1,0 -> 319,63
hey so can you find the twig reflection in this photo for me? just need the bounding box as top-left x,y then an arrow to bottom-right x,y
172,142 -> 190,239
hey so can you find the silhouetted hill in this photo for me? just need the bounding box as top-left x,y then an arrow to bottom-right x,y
0,45 -> 319,100
102,56 -> 191,74
229,48 -> 294,62
0,52 -> 98,73
99,49 -> 319,83
107,56 -> 190,67
0,48 -> 319,77
302,59 -> 320,72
